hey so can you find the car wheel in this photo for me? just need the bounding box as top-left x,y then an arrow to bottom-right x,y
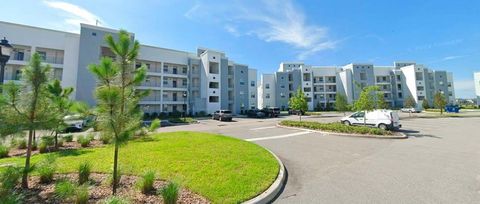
378,123 -> 388,130
343,121 -> 351,126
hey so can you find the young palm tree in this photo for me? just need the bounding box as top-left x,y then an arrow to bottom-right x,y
89,30 -> 148,194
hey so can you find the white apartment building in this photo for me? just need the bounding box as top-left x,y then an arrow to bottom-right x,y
475,72 -> 480,106
0,21 -> 256,115
258,62 -> 455,110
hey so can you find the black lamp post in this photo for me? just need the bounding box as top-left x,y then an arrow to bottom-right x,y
183,91 -> 187,122
0,37 -> 13,92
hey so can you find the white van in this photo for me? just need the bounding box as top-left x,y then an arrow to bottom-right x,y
340,110 -> 401,130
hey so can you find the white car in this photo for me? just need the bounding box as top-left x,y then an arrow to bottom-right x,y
400,107 -> 421,113
341,110 -> 402,130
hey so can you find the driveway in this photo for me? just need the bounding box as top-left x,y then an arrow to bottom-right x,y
158,114 -> 480,203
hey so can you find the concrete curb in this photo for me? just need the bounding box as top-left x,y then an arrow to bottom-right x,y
276,124 -> 408,139
242,147 -> 286,204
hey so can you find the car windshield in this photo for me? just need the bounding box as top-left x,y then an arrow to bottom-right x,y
222,111 -> 232,114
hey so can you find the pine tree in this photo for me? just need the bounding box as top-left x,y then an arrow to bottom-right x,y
0,53 -> 54,188
89,30 -> 148,194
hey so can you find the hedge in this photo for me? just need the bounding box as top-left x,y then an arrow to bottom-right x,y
280,120 -> 392,136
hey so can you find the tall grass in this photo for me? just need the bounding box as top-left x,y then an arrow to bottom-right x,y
159,181 -> 180,204
0,144 -> 9,158
75,185 -> 89,204
137,170 -> 156,194
102,196 -> 130,204
0,166 -> 22,192
37,155 -> 57,183
77,135 -> 91,147
55,180 -> 76,200
78,161 -> 91,184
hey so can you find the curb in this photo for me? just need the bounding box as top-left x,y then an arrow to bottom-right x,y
276,124 -> 408,139
242,147 -> 286,204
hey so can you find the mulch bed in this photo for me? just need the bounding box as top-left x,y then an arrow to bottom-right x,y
8,140 -> 105,157
20,173 -> 210,204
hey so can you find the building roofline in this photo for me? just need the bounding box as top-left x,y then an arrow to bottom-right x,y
0,21 -> 79,36
80,23 -> 122,34
140,44 -> 194,55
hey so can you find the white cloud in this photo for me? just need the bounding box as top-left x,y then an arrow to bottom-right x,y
442,55 -> 467,61
185,0 -> 336,60
43,0 -> 104,32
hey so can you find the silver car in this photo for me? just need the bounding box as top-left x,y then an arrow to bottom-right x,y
212,110 -> 233,121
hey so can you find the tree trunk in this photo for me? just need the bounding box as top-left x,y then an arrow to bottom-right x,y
363,111 -> 367,126
54,131 -> 58,150
22,129 -> 34,188
112,141 -> 119,195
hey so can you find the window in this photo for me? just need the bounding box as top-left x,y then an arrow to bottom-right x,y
240,79 -> 245,85
240,91 -> 244,95
280,93 -> 285,98
163,65 -> 168,73
280,85 -> 285,89
396,75 -> 401,81
360,72 -> 367,80
163,80 -> 168,85
304,87 -> 311,92
417,86 -> 424,91
209,82 -> 219,88
38,51 -> 47,61
415,72 -> 423,80
251,81 -> 255,87
183,67 -> 187,74
266,94 -> 270,99
265,84 -> 270,89
418,96 -> 425,100
251,93 -> 255,98
182,79 -> 187,86
209,96 -> 219,102
398,92 -> 403,98
439,81 -> 444,85
397,84 -> 402,90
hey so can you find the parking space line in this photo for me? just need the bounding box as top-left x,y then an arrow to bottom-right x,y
245,131 -> 312,142
250,126 -> 277,131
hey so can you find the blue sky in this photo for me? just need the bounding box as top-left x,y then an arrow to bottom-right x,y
1,0 -> 479,98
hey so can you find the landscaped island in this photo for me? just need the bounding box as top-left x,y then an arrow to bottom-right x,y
0,132 -> 279,203
280,120 -> 393,136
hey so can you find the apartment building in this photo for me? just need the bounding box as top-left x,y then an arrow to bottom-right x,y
258,62 -> 455,110
0,21 -> 256,115
475,72 -> 480,106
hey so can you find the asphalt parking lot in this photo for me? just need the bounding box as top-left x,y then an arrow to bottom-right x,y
158,113 -> 480,203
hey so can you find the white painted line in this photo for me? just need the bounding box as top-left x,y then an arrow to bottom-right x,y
246,131 -> 312,141
250,126 -> 277,131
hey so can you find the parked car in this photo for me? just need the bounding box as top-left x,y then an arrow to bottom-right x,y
212,110 -> 233,121
288,108 -> 305,115
63,114 -> 85,132
340,110 -> 401,130
246,109 -> 266,118
400,107 -> 421,113
261,107 -> 280,118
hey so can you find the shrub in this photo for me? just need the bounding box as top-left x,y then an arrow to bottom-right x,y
280,120 -> 392,136
63,134 -> 74,142
78,161 -> 91,185
149,119 -> 161,132
100,133 -> 112,144
37,155 -> 57,183
16,138 -> 27,149
75,185 -> 89,204
137,170 -> 155,194
39,141 -> 49,153
86,133 -> 95,141
77,135 -> 90,147
58,138 -> 64,147
158,181 -> 180,204
41,136 -> 55,146
102,196 -> 130,204
32,140 -> 38,151
0,144 -> 9,158
0,166 -> 22,191
55,180 -> 76,200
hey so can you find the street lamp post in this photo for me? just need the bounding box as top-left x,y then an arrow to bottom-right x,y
0,37 -> 13,92
183,91 -> 187,122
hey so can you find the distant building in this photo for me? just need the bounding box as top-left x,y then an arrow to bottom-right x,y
475,72 -> 480,106
258,62 -> 455,110
0,21 -> 256,115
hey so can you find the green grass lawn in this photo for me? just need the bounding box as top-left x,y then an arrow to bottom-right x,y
0,131 -> 279,203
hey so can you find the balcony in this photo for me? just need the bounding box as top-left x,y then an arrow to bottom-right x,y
325,77 -> 336,83
163,64 -> 188,76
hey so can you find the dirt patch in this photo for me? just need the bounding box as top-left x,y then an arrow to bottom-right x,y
20,173 -> 210,204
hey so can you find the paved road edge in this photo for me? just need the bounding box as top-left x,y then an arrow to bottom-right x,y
242,147 -> 286,204
276,124 -> 408,139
